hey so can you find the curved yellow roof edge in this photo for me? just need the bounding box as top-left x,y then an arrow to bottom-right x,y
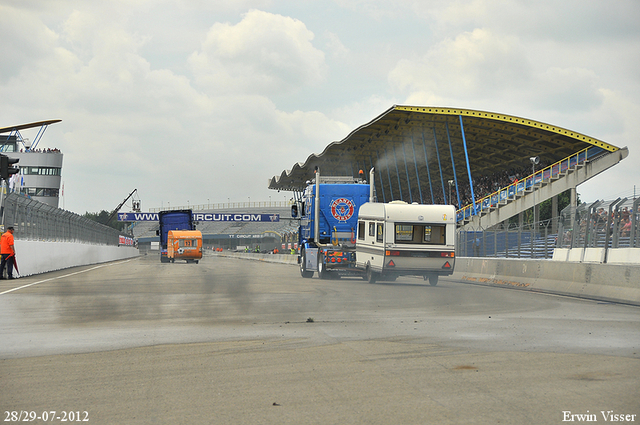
394,105 -> 619,153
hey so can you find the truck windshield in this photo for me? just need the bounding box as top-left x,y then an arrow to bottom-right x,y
394,223 -> 446,245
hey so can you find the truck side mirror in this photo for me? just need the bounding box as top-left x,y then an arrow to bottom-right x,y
291,204 -> 298,218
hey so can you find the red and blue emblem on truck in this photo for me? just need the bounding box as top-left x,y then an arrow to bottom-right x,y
330,198 -> 355,221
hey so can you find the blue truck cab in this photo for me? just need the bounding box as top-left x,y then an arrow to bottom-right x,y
295,171 -> 371,279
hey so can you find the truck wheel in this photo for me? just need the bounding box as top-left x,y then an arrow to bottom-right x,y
300,248 -> 314,279
318,253 -> 329,279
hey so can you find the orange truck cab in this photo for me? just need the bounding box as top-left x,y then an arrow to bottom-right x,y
167,230 -> 203,263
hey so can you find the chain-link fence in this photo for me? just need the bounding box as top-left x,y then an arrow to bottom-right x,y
1,193 -> 129,246
557,197 -> 640,249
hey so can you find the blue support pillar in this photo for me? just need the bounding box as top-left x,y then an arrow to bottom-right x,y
411,133 -> 423,204
432,126 -> 447,204
459,115 -> 476,215
421,127 -> 435,204
446,122 -> 462,208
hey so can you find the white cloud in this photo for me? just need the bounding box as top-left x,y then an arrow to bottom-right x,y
0,5 -> 59,82
188,9 -> 327,96
389,28 -> 529,100
527,67 -> 603,112
323,31 -> 350,60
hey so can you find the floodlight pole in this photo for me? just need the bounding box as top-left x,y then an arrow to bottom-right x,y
448,180 -> 454,207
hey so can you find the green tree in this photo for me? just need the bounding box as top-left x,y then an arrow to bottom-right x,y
83,210 -> 126,231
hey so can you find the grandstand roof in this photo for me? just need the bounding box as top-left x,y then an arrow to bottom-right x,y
0,120 -> 61,134
268,105 -> 620,195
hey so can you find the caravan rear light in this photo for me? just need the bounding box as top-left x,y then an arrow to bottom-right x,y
440,252 -> 455,257
386,250 -> 400,256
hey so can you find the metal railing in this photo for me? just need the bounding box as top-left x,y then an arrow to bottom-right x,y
2,193 -> 128,246
457,147 -> 601,222
150,200 -> 291,213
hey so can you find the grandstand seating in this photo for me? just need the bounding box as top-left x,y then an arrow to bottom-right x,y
457,147 -> 628,230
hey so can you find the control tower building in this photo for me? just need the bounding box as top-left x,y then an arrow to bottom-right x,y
0,120 -> 63,208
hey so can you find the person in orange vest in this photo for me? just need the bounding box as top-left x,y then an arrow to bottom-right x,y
0,226 -> 16,279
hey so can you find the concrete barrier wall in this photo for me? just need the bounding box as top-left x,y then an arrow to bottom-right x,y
215,252 -> 640,306
14,240 -> 139,277
608,248 -> 640,265
453,257 -> 640,306
215,252 -> 298,265
553,248 -> 640,265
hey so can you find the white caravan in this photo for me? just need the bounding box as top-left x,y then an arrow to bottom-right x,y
355,202 -> 456,285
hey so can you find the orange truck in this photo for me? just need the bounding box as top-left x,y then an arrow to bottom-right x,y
167,230 -> 203,263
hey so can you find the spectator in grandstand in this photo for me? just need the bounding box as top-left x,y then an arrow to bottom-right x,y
621,207 -> 630,222
620,218 -> 631,237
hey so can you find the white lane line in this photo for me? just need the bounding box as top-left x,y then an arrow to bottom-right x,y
0,258 -> 136,295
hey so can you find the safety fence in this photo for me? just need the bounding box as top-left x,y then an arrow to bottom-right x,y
557,197 -> 640,250
2,193 -> 132,246
457,197 -> 640,259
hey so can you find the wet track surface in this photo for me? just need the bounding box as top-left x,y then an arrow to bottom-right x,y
1,254 -> 638,424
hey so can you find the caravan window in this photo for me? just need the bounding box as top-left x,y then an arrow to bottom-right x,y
376,223 -> 384,242
358,221 -> 365,240
394,223 -> 446,245
369,222 -> 375,237
395,225 -> 413,241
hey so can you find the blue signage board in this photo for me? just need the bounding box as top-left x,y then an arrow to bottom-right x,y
118,212 -> 279,222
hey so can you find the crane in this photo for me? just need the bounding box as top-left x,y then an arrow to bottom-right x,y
106,188 -> 140,226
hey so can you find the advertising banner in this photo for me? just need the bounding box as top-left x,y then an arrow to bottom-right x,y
118,212 -> 280,222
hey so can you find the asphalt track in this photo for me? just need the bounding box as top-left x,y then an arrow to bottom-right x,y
0,254 -> 638,424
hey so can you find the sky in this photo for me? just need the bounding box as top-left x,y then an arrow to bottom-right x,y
1,0 -> 639,214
